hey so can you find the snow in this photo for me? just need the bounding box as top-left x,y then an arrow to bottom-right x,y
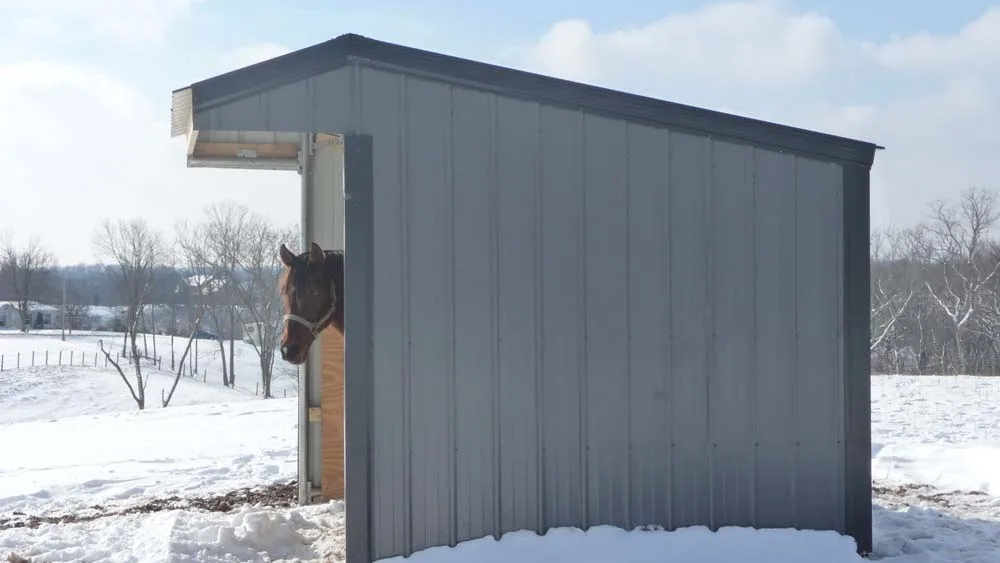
871,375 -> 1000,493
377,526 -> 863,563
0,327 -> 997,563
0,399 -> 298,515
1,504 -> 346,563
0,329 -> 300,402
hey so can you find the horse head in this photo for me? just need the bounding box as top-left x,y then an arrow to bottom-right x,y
277,241 -> 343,364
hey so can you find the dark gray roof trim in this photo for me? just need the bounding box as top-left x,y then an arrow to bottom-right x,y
178,33 -> 880,167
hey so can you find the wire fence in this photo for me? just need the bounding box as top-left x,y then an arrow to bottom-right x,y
0,349 -> 145,371
0,347 -> 292,398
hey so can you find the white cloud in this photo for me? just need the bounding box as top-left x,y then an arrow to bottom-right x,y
0,0 -> 201,44
0,57 -> 299,265
0,61 -> 143,112
515,1 -> 1000,232
3,1 -> 999,265
519,0 -> 842,88
865,7 -> 1000,73
797,77 -> 999,230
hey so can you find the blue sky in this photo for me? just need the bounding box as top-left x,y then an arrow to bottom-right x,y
1,0 -> 999,263
10,0 -> 993,105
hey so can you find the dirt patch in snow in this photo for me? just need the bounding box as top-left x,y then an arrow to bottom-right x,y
0,480 -> 298,531
874,482 -> 989,510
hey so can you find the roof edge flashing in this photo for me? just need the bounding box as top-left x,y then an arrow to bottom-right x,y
170,32 -> 881,167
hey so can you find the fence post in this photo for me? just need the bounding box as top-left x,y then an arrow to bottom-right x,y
82,352 -> 86,366
46,350 -> 49,365
105,354 -> 108,367
32,351 -> 35,366
70,351 -> 74,365
17,352 -> 20,368
1,354 -> 4,370
94,354 -> 97,366
59,350 -> 62,365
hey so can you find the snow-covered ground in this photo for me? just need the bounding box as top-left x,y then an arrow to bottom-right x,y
0,329 -> 300,401
0,330 -> 998,563
869,375 -> 1000,561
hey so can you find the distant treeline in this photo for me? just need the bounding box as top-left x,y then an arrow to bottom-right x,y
0,263 -> 236,308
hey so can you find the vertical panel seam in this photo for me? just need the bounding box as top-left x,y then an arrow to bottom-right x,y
489,93 -> 502,540
705,137 -> 715,530
665,129 -> 675,532
791,155 -> 800,528
749,147 -> 759,528
624,122 -> 633,530
399,74 -> 413,555
447,85 -> 458,548
578,109 -> 590,530
534,101 -> 546,534
834,164 -> 846,531
833,163 -> 844,529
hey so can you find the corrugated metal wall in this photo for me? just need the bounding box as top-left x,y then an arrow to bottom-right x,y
346,66 -> 846,560
193,62 -> 853,561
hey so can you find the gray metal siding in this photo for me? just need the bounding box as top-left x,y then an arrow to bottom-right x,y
194,67 -> 356,134
351,65 -> 849,561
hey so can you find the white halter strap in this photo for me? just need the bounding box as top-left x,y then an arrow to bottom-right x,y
283,280 -> 337,338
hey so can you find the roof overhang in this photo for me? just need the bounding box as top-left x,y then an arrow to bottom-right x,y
171,88 -> 300,171
170,32 -> 883,168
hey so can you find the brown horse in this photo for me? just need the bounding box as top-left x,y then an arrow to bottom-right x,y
276,242 -> 343,365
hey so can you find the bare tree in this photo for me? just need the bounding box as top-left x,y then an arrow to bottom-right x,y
174,212 -> 240,387
93,218 -> 166,406
231,215 -> 296,398
200,202 -> 252,387
870,227 -> 915,353
98,337 -> 149,409
173,220 -> 221,384
922,187 -> 1000,372
0,233 -> 56,332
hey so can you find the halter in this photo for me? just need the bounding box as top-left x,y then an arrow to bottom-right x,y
283,280 -> 337,339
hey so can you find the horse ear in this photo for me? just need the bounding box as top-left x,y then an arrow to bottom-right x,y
308,242 -> 325,265
279,244 -> 296,267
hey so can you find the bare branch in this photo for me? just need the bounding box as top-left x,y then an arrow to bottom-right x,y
99,338 -> 142,407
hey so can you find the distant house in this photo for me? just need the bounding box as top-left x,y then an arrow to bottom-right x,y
0,301 -> 63,331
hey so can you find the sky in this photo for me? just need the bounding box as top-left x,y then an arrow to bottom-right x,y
1,0 -> 998,265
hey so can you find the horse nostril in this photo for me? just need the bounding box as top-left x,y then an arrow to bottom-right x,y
281,345 -> 290,358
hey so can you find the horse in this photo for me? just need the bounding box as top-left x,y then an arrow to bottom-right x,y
276,242 -> 344,365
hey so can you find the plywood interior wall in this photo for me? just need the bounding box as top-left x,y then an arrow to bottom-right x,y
320,325 -> 345,500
